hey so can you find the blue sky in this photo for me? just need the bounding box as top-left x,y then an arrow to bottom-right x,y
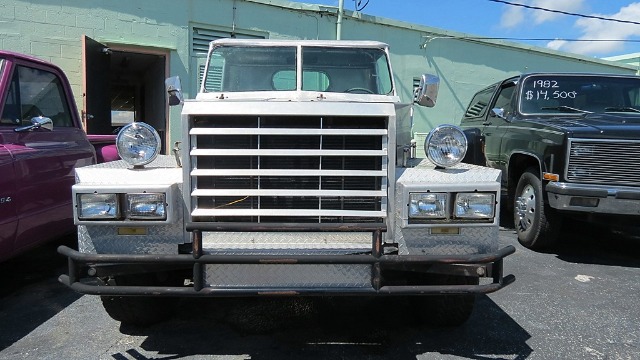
301,0 -> 640,58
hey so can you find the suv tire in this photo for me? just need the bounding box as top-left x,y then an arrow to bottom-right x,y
514,167 -> 561,249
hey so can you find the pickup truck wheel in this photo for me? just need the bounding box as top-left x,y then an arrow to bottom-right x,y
514,168 -> 562,249
411,275 -> 478,327
100,295 -> 178,326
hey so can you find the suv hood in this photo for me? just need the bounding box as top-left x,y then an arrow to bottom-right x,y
522,113 -> 640,139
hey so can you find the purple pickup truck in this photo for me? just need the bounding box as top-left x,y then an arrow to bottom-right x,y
0,50 -> 117,262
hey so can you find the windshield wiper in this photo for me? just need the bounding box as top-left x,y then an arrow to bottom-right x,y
604,106 -> 640,113
540,105 -> 591,114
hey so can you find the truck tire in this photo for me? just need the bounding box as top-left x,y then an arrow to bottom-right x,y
514,168 -> 561,249
411,275 -> 478,327
100,295 -> 177,326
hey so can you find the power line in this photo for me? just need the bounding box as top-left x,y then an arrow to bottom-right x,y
354,0 -> 370,12
466,37 -> 640,43
488,0 -> 640,26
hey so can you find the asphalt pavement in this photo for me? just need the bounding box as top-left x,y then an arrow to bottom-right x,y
1,222 -> 639,359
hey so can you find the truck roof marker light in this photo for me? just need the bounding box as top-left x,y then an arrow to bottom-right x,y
116,122 -> 161,168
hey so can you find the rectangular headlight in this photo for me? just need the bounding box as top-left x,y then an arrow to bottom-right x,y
126,193 -> 167,220
454,193 -> 495,219
77,193 -> 120,220
409,193 -> 447,219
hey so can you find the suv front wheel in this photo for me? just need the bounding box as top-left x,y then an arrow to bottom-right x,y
513,168 -> 562,250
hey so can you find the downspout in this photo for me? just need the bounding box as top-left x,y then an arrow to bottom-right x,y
336,0 -> 344,40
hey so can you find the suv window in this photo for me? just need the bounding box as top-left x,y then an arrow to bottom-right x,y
464,85 -> 495,118
1,65 -> 73,127
493,83 -> 516,116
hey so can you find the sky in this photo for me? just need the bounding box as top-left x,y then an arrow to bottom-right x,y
301,0 -> 640,58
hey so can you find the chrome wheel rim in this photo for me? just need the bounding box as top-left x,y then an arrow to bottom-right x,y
515,184 -> 536,236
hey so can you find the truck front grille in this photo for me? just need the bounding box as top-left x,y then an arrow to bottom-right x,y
566,139 -> 640,186
188,115 -> 388,224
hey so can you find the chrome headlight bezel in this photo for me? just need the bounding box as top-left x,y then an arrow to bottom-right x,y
76,193 -> 120,220
424,124 -> 468,168
408,192 -> 448,219
126,193 -> 167,220
73,185 -> 175,224
454,193 -> 496,219
116,122 -> 161,167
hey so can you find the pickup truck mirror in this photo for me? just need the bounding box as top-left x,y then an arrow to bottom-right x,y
414,74 -> 439,107
166,76 -> 184,106
490,107 -> 506,119
14,116 -> 53,132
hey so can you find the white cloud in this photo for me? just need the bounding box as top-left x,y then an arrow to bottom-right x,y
550,2 -> 640,55
500,5 -> 525,28
500,0 -> 585,28
531,0 -> 585,24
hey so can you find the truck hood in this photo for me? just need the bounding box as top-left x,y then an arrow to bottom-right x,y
522,113 -> 640,139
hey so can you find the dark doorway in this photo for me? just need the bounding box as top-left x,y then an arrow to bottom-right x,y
83,36 -> 167,152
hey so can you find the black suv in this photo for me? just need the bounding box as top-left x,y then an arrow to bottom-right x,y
460,72 -> 640,249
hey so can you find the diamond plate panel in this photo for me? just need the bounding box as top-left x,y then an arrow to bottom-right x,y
75,155 -> 182,185
204,264 -> 372,288
202,232 -> 375,255
393,159 -> 500,255
398,158 -> 501,184
394,226 -> 498,255
78,221 -> 186,255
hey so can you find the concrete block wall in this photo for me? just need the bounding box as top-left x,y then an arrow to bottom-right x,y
1,0 -> 636,145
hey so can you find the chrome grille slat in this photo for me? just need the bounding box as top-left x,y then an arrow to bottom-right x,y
566,139 -> 640,186
189,115 -> 389,224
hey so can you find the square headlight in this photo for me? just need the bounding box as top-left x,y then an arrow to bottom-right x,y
454,193 -> 495,219
126,193 -> 167,220
409,193 -> 447,219
77,193 -> 120,220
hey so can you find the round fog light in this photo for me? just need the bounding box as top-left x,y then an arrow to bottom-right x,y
425,125 -> 467,168
116,122 -> 161,167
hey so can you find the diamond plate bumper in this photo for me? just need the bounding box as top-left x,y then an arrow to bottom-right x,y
58,230 -> 515,297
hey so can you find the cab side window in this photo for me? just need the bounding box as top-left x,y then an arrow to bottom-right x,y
463,86 -> 496,119
0,65 -> 73,127
492,83 -> 516,117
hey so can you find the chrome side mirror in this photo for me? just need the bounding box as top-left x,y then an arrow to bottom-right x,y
490,108 -> 506,119
166,76 -> 184,106
14,116 -> 53,132
414,74 -> 439,108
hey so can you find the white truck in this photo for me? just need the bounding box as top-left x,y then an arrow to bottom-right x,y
58,39 -> 515,326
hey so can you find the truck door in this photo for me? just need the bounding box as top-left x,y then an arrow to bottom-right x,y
0,144 -> 17,261
5,60 -> 95,253
482,81 -> 517,172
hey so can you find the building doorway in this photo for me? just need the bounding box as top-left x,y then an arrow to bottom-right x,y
82,36 -> 168,152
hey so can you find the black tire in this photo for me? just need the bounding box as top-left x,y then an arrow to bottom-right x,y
100,295 -> 177,326
513,167 -> 562,249
99,274 -> 178,326
411,276 -> 478,327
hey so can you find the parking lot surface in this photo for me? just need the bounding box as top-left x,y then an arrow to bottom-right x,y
1,222 -> 639,359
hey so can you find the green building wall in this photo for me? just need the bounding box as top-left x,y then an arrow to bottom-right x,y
1,0 -> 636,149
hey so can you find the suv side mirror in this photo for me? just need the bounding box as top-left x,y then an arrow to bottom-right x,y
490,107 -> 506,119
414,74 -> 439,108
166,76 -> 184,106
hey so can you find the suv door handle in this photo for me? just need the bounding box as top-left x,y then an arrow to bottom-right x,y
482,121 -> 492,126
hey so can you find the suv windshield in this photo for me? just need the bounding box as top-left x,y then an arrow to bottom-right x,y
519,75 -> 640,114
203,45 -> 393,95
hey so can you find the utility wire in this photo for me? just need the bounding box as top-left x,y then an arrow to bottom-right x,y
354,0 -> 370,12
488,0 -> 640,26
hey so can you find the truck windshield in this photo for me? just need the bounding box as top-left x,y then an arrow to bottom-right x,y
520,75 -> 640,114
203,45 -> 393,95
